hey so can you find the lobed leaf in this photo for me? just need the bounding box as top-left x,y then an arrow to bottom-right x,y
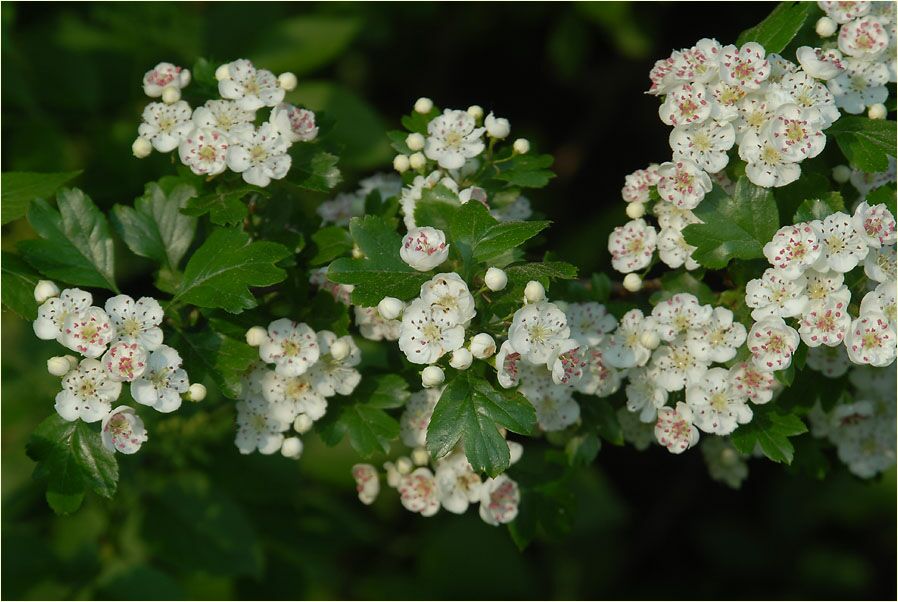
1,170 -> 82,225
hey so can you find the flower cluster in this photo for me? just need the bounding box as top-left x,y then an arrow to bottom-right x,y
133,59 -> 317,187
235,319 -> 362,458
31,281 -> 201,454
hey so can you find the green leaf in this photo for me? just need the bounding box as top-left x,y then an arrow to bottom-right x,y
867,184 -> 897,215
337,404 -> 400,457
168,328 -> 258,399
774,172 -> 830,225
505,261 -> 579,283
587,400 -> 624,446
565,433 -> 601,466
793,192 -> 846,223
287,145 -> 342,192
736,1 -> 814,53
19,188 -> 118,292
426,373 -> 537,476
730,406 -> 808,464
182,185 -> 260,226
174,228 -> 290,313
494,154 -> 556,188
827,116 -> 898,172
26,414 -> 118,514
327,215 -> 430,306
1,170 -> 82,225
1,252 -> 42,320
472,220 -> 550,263
310,226 -> 354,266
387,130 -> 413,154
251,16 -> 359,75
365,374 -> 412,410
111,177 -> 198,270
650,270 -> 716,306
683,179 -> 780,269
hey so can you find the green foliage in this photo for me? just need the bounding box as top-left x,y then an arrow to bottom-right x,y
866,184 -> 897,215
311,225 -> 354,266
793,192 -> 845,223
472,219 -> 551,263
251,15 -> 360,75
168,328 -> 258,399
582,399 -> 624,446
827,116 -> 898,172
287,145 -> 343,192
0,170 -> 82,225
650,270 -> 716,306
1,251 -> 42,320
173,228 -> 291,313
19,188 -> 118,292
683,178 -> 779,269
730,405 -> 808,464
736,1 -> 814,53
26,415 -> 118,515
181,185 -> 261,227
493,153 -> 556,188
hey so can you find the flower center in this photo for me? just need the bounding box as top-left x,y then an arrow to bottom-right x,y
761,144 -> 781,164
862,332 -> 882,348
422,323 -> 442,342
282,340 -> 301,357
826,236 -> 846,253
693,132 -> 712,152
710,392 -> 729,411
122,318 -> 143,338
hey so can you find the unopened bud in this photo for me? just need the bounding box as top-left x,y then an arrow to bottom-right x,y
215,63 -> 231,81
640,330 -> 661,350
484,267 -> 508,292
868,103 -> 887,120
396,456 -> 413,474
832,164 -> 851,184
161,86 -> 181,104
626,202 -> 646,219
513,138 -> 530,154
294,413 -> 313,434
378,297 -> 404,320
131,136 -> 153,159
406,132 -> 425,151
330,338 -> 350,361
414,97 -> 433,114
278,72 -> 298,91
393,154 -> 410,173
245,326 -> 268,347
411,447 -> 430,466
421,365 -> 445,387
409,152 -> 427,170
449,347 -> 473,370
47,356 -> 74,377
524,280 -> 546,303
470,333 -> 497,359
467,105 -> 484,120
281,436 -> 304,459
186,383 -> 207,402
33,280 -> 60,304
623,273 -> 642,292
815,16 -> 837,37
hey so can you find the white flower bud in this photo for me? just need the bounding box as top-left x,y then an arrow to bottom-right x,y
467,105 -> 484,120
186,383 -> 207,402
409,152 -> 427,170
278,72 -> 298,91
815,16 -> 837,37
640,330 -> 661,350
281,436 -> 304,459
832,164 -> 852,183
868,103 -> 887,120
400,227 -> 449,271
293,413 -> 314,434
393,154 -> 410,173
623,273 -> 642,292
33,280 -> 60,304
351,244 -> 364,259
449,347 -> 473,370
626,202 -> 646,219
131,136 -> 153,159
245,326 -> 268,347
384,461 -> 401,487
512,138 -> 530,154
524,280 -> 546,303
485,112 -> 511,139
47,356 -> 73,377
484,267 -> 508,291
396,456 -> 413,474
421,365 -> 445,388
414,97 -> 433,114
378,296 -> 405,320
411,447 -> 430,466
330,338 -> 350,361
161,86 -> 181,104
406,132 -> 425,151
215,63 -> 231,81
470,333 -> 497,359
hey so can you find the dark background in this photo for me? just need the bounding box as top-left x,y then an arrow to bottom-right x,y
2,2 -> 895,600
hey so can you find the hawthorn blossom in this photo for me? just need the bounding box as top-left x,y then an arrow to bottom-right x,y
101,341 -> 148,382
745,268 -> 809,320
354,306 -> 401,341
270,103 -> 318,143
435,453 -> 482,514
780,70 -> 841,128
813,212 -> 869,272
838,16 -> 889,58
178,128 -> 230,176
720,42 -> 771,89
352,464 -> 380,505
795,47 -> 845,80
738,128 -> 801,188
686,367 -> 753,435
259,319 -> 320,377
55,358 -> 122,423
479,475 -> 520,526
218,59 -> 284,111
226,123 -> 292,187
576,348 -> 623,397
657,227 -> 700,270
818,0 -> 871,23
659,83 -> 711,126
748,317 -> 800,372
308,331 -> 361,397
729,361 -> 777,404
398,298 -> 465,364
262,372 -> 325,421
828,58 -> 890,114
565,302 -> 617,347
860,281 -> 897,332
604,309 -> 655,369
655,402 -> 699,454
669,119 -> 735,173
191,99 -> 253,136
649,339 -> 710,391
61,306 -> 114,358
235,399 -> 287,455
546,339 -> 588,386
735,94 -> 777,141
651,293 -> 712,342
400,227 -> 450,272
424,109 -> 485,169
702,437 -> 749,489
400,388 -> 440,447
686,306 -> 747,363
495,341 -> 523,388
767,103 -> 826,162
105,295 -> 164,351
419,272 -> 476,326
767,53 -> 799,83
142,62 -> 190,98
672,38 -> 721,83
33,288 -> 92,342
845,312 -> 897,366
803,269 -> 851,310
625,366 -> 669,422
762,223 -> 822,279
138,101 -> 193,152
101,406 -> 148,454
508,301 -> 570,364
655,159 -> 712,209
806,345 -> 852,378
131,345 -> 189,413
621,166 -> 661,203
709,80 -> 748,122
399,171 -> 446,230
654,202 -> 700,231
853,201 -> 897,248
519,365 -> 580,431
864,244 -> 897,283
398,467 -> 440,517
799,298 -> 852,347
317,193 -> 363,227
607,218 -> 657,273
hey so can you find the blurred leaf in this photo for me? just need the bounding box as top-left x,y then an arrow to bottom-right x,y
494,154 -> 556,189
505,261 -> 578,283
793,192 -> 845,223
577,1 -> 652,59
827,116 -> 898,172
774,171 -> 830,224
329,403 -> 399,458
311,226 -> 354,266
169,328 -> 258,399
96,565 -> 185,600
287,145 -> 342,192
650,270 -> 716,305
252,16 -> 360,75
0,170 -> 81,225
565,432 -> 601,466
866,184 -> 897,215
736,1 -> 814,53
584,399 -> 624,446
1,251 -> 41,320
363,373 -> 411,410
473,220 -> 551,263
182,185 -> 261,227
730,406 -> 808,464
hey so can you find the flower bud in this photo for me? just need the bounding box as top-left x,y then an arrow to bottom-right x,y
409,152 -> 427,170
384,461 -> 401,487
278,72 -> 298,91
47,356 -> 73,377
421,365 -> 445,388
352,244 -> 364,259
406,132 -> 425,151
161,86 -> 181,104
868,103 -> 887,120
832,164 -> 851,183
131,136 -> 153,159
294,413 -> 313,434
623,273 -> 642,292
626,202 -> 646,219
186,383 -> 207,402
330,338 -> 350,361
411,447 -> 430,466
378,296 -> 405,320
393,154 -> 410,173
640,330 -> 661,350
215,63 -> 231,81
485,112 -> 511,139
414,97 -> 433,114
512,138 -> 530,154
484,267 -> 508,292
33,280 -> 60,304
449,347 -> 473,370
815,16 -> 837,37
524,280 -> 546,303
281,436 -> 304,459
467,105 -> 484,120
470,333 -> 497,359
245,326 -> 268,347
396,456 -> 413,474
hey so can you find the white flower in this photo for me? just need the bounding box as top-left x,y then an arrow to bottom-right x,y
227,123 -> 292,187
484,112 -> 511,139
745,268 -> 809,320
828,57 -> 889,114
398,170 -> 447,230
734,93 -> 777,142
259,319 -> 320,377
738,128 -> 801,188
508,301 -> 570,364
398,467 -> 440,517
519,365 -> 580,431
846,312 -> 897,366
491,194 -> 533,222
767,103 -> 826,162
709,81 -> 748,122
655,159 -> 712,209
649,339 -> 710,392
400,388 -> 440,447
470,333 -> 497,359
495,340 -> 524,388
435,453 -> 482,514
352,464 -> 380,505
101,341 -> 148,382
317,193 -> 363,227
234,399 -> 286,455
621,166 -> 661,204
55,358 -> 122,422
686,306 -> 747,363
864,244 -> 897,282
818,0 -> 871,23
354,306 -> 401,341
625,365 -> 668,422
308,331 -> 361,397
651,293 -> 712,342
748,317 -> 800,372
280,436 -> 305,459
565,302 -> 617,346
545,339 -> 588,386
479,475 -> 520,526
218,59 -> 284,111
720,42 -> 771,89
853,201 -> 897,248
654,203 -> 700,231
191,99 -> 253,135
796,46 -> 845,80
648,56 -> 678,96
400,227 -> 450,272
61,306 -> 114,359
419,272 -> 475,325
669,119 -> 736,173
604,309 -> 655,369
178,128 -> 230,176
101,406 -> 148,454
654,402 -> 699,454
860,280 -> 897,332
768,53 -> 800,83
424,109 -> 485,169
142,62 -> 190,98
131,345 -> 189,413
657,227 -> 700,270
672,38 -> 722,83
762,223 -> 822,279
104,295 -> 164,351
806,344 -> 852,378
659,83 -> 712,126
813,212 -> 870,272
839,16 -> 889,58
138,101 -> 193,152
358,172 -> 403,200
607,218 -> 657,273
799,298 -> 852,347
398,298 -> 465,364
729,360 -> 778,404
803,269 -> 852,310
780,70 -> 841,127
576,348 -> 623,397
686,367 -> 753,435
270,103 -> 318,143
702,437 -> 749,489
261,371 -> 323,421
